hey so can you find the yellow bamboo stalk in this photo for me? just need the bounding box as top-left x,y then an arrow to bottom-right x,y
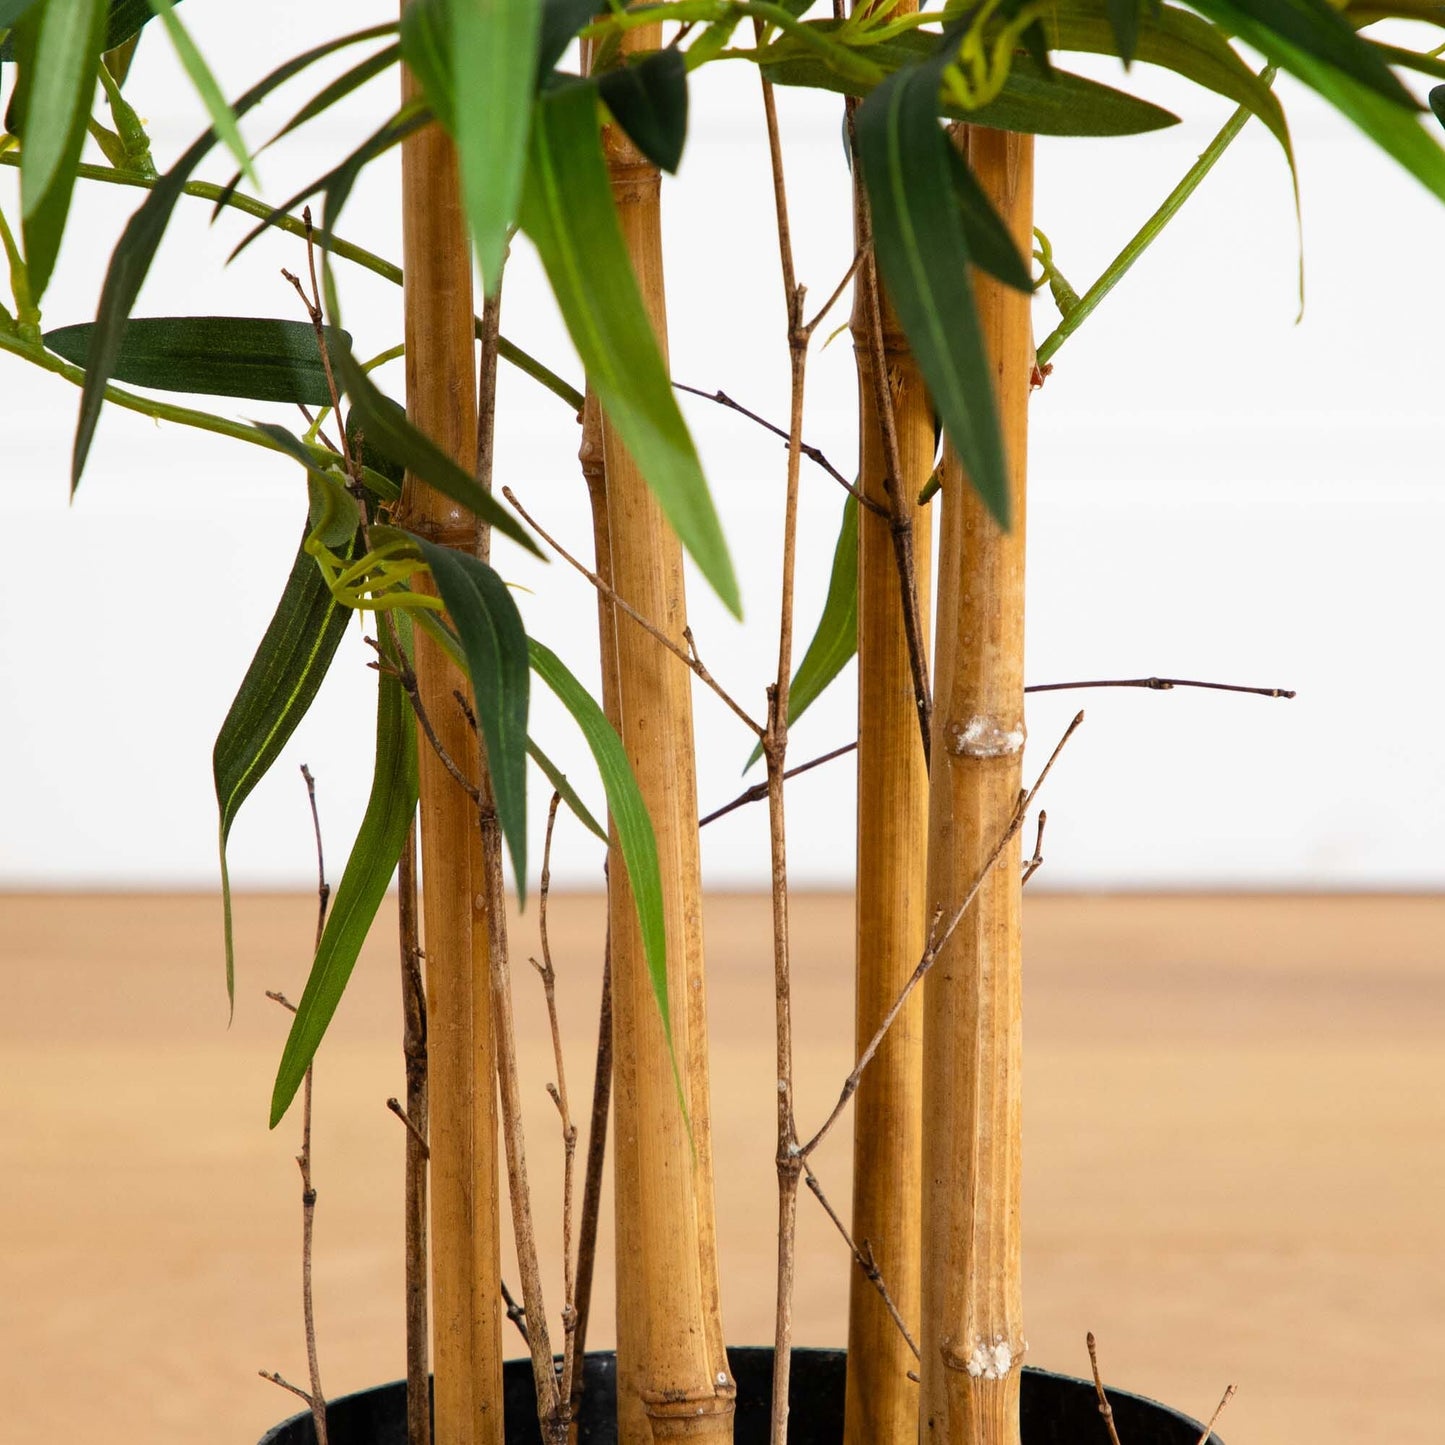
918,127 -> 1034,1445
396,59 -> 504,1445
843,200 -> 933,1444
586,27 -> 734,1445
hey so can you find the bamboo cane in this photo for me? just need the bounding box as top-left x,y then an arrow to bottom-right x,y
843,181 -> 933,1445
396,57 -> 504,1445
918,126 -> 1034,1445
585,28 -> 734,1445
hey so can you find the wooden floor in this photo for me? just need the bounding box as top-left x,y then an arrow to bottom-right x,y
3,892 -> 1442,1444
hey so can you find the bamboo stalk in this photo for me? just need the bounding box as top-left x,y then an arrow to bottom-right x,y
918,127 -> 1035,1445
396,54 -> 503,1445
585,29 -> 734,1445
843,123 -> 933,1445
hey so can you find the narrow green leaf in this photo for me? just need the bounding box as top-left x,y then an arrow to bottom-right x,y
520,81 -> 740,615
45,316 -> 350,404
539,0 -> 595,75
214,523 -> 355,1009
72,21 -> 399,487
145,0 -> 257,187
746,493 -> 858,771
528,639 -> 671,1059
398,0 -> 452,129
946,147 -> 1032,292
856,62 -> 1009,526
411,535 -> 530,901
270,662 -> 418,1126
449,0 -> 541,293
527,736 -> 608,843
1190,0 -> 1415,108
252,419 -> 401,504
597,47 -> 689,174
1430,82 -> 1445,130
1107,0 -> 1142,65
331,340 -> 543,557
0,0 -> 42,27
19,0 -> 108,301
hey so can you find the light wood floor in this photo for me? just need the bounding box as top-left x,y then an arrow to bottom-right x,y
3,893 -> 1441,1443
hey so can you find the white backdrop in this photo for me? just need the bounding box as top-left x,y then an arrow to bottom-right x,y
2,2 -> 1442,891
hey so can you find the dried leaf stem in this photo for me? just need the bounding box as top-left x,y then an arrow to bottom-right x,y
1086,1333 -> 1125,1445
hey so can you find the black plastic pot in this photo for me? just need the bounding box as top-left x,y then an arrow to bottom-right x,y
260,1348 -> 1222,1444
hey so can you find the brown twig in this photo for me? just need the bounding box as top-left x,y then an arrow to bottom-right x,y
395,819 -> 429,1445
1027,675 -> 1294,699
502,484 -> 763,736
672,380 -> 883,517
1022,810 -> 1048,886
803,244 -> 866,335
698,740 -> 859,828
258,1369 -> 314,1406
500,1280 -> 531,1347
1086,1332 -> 1125,1445
1195,1384 -> 1237,1445
802,1163 -> 920,1361
800,712 -> 1085,1159
531,794 -> 582,1410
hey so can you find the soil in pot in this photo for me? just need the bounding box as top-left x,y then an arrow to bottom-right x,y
260,1347 -> 1223,1444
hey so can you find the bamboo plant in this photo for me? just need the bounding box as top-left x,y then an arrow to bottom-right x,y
5,2 -> 1445,1444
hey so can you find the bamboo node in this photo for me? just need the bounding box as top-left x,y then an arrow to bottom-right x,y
944,1335 -> 1025,1381
949,714 -> 1026,759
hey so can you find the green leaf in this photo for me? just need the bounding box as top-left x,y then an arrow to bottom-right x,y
45,315 -> 350,404
330,340 -> 543,557
410,535 -> 530,901
1430,82 -> 1445,130
1190,0 -> 1415,109
1,0 -> 155,66
214,524 -> 356,1010
251,419 -> 401,505
145,0 -> 257,187
18,0 -> 108,301
746,493 -> 858,771
946,146 -> 1032,292
597,47 -> 689,174
0,0 -> 42,26
539,0 -> 595,75
527,737 -> 607,842
345,401 -> 404,491
270,661 -> 418,1126
520,80 -> 740,615
856,61 -> 1009,526
1107,0 -> 1142,65
528,639 -> 673,1063
398,0 -> 452,128
449,0 -> 541,294
72,21 -> 399,488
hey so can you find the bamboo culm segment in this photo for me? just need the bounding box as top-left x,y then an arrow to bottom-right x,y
919,127 -> 1035,1445
396,57 -> 504,1445
586,26 -> 734,1445
844,216 -> 932,1445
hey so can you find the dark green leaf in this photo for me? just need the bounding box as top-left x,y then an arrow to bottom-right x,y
252,419 -> 401,506
398,0 -> 452,128
449,0 -> 541,293
411,535 -> 530,900
528,639 -> 672,1059
539,0 -> 595,76
528,738 -> 608,842
0,0 -> 41,26
19,0 -> 108,301
1190,0 -> 1415,108
72,21 -> 399,488
45,316 -> 351,405
331,340 -> 543,557
346,401 -> 404,491
520,81 -> 740,614
746,494 -> 858,771
270,661 -> 418,1125
214,524 -> 355,1008
1107,0 -> 1142,64
946,147 -> 1032,292
856,62 -> 1009,526
0,0 -> 164,62
1430,82 -> 1445,129
597,47 -> 689,174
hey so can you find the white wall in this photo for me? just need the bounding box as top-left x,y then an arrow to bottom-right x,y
2,3 -> 1441,891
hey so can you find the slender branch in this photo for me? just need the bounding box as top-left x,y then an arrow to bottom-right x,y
802,245 -> 865,336
258,1370 -> 314,1405
1027,675 -> 1295,699
500,1280 -> 531,1348
1195,1384 -> 1238,1445
1086,1333 -> 1125,1445
699,740 -> 858,828
673,380 -> 883,516
802,1163 -> 920,1361
1021,810 -> 1047,886
503,485 -> 764,736
799,712 -> 1085,1159
366,639 -> 483,803
387,1097 -> 431,1157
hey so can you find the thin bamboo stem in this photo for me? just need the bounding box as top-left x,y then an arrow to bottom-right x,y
585,28 -> 733,1441
919,127 -> 1035,1445
395,44 -> 502,1445
843,29 -> 932,1437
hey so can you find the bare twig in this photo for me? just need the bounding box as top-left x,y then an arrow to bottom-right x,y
802,1163 -> 920,1361
258,1369 -> 314,1406
1022,810 -> 1048,886
500,1280 -> 531,1348
502,485 -> 763,737
1027,675 -> 1294,699
387,1097 -> 431,1157
1086,1333 -> 1125,1445
802,244 -> 865,335
800,713 -> 1085,1159
698,740 -> 859,828
1195,1384 -> 1237,1445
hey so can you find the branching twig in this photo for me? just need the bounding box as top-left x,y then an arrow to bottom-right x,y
1086,1332 -> 1125,1445
802,1163 -> 920,1361
799,713 -> 1085,1159
1022,810 -> 1048,886
502,485 -> 763,737
500,1280 -> 531,1347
